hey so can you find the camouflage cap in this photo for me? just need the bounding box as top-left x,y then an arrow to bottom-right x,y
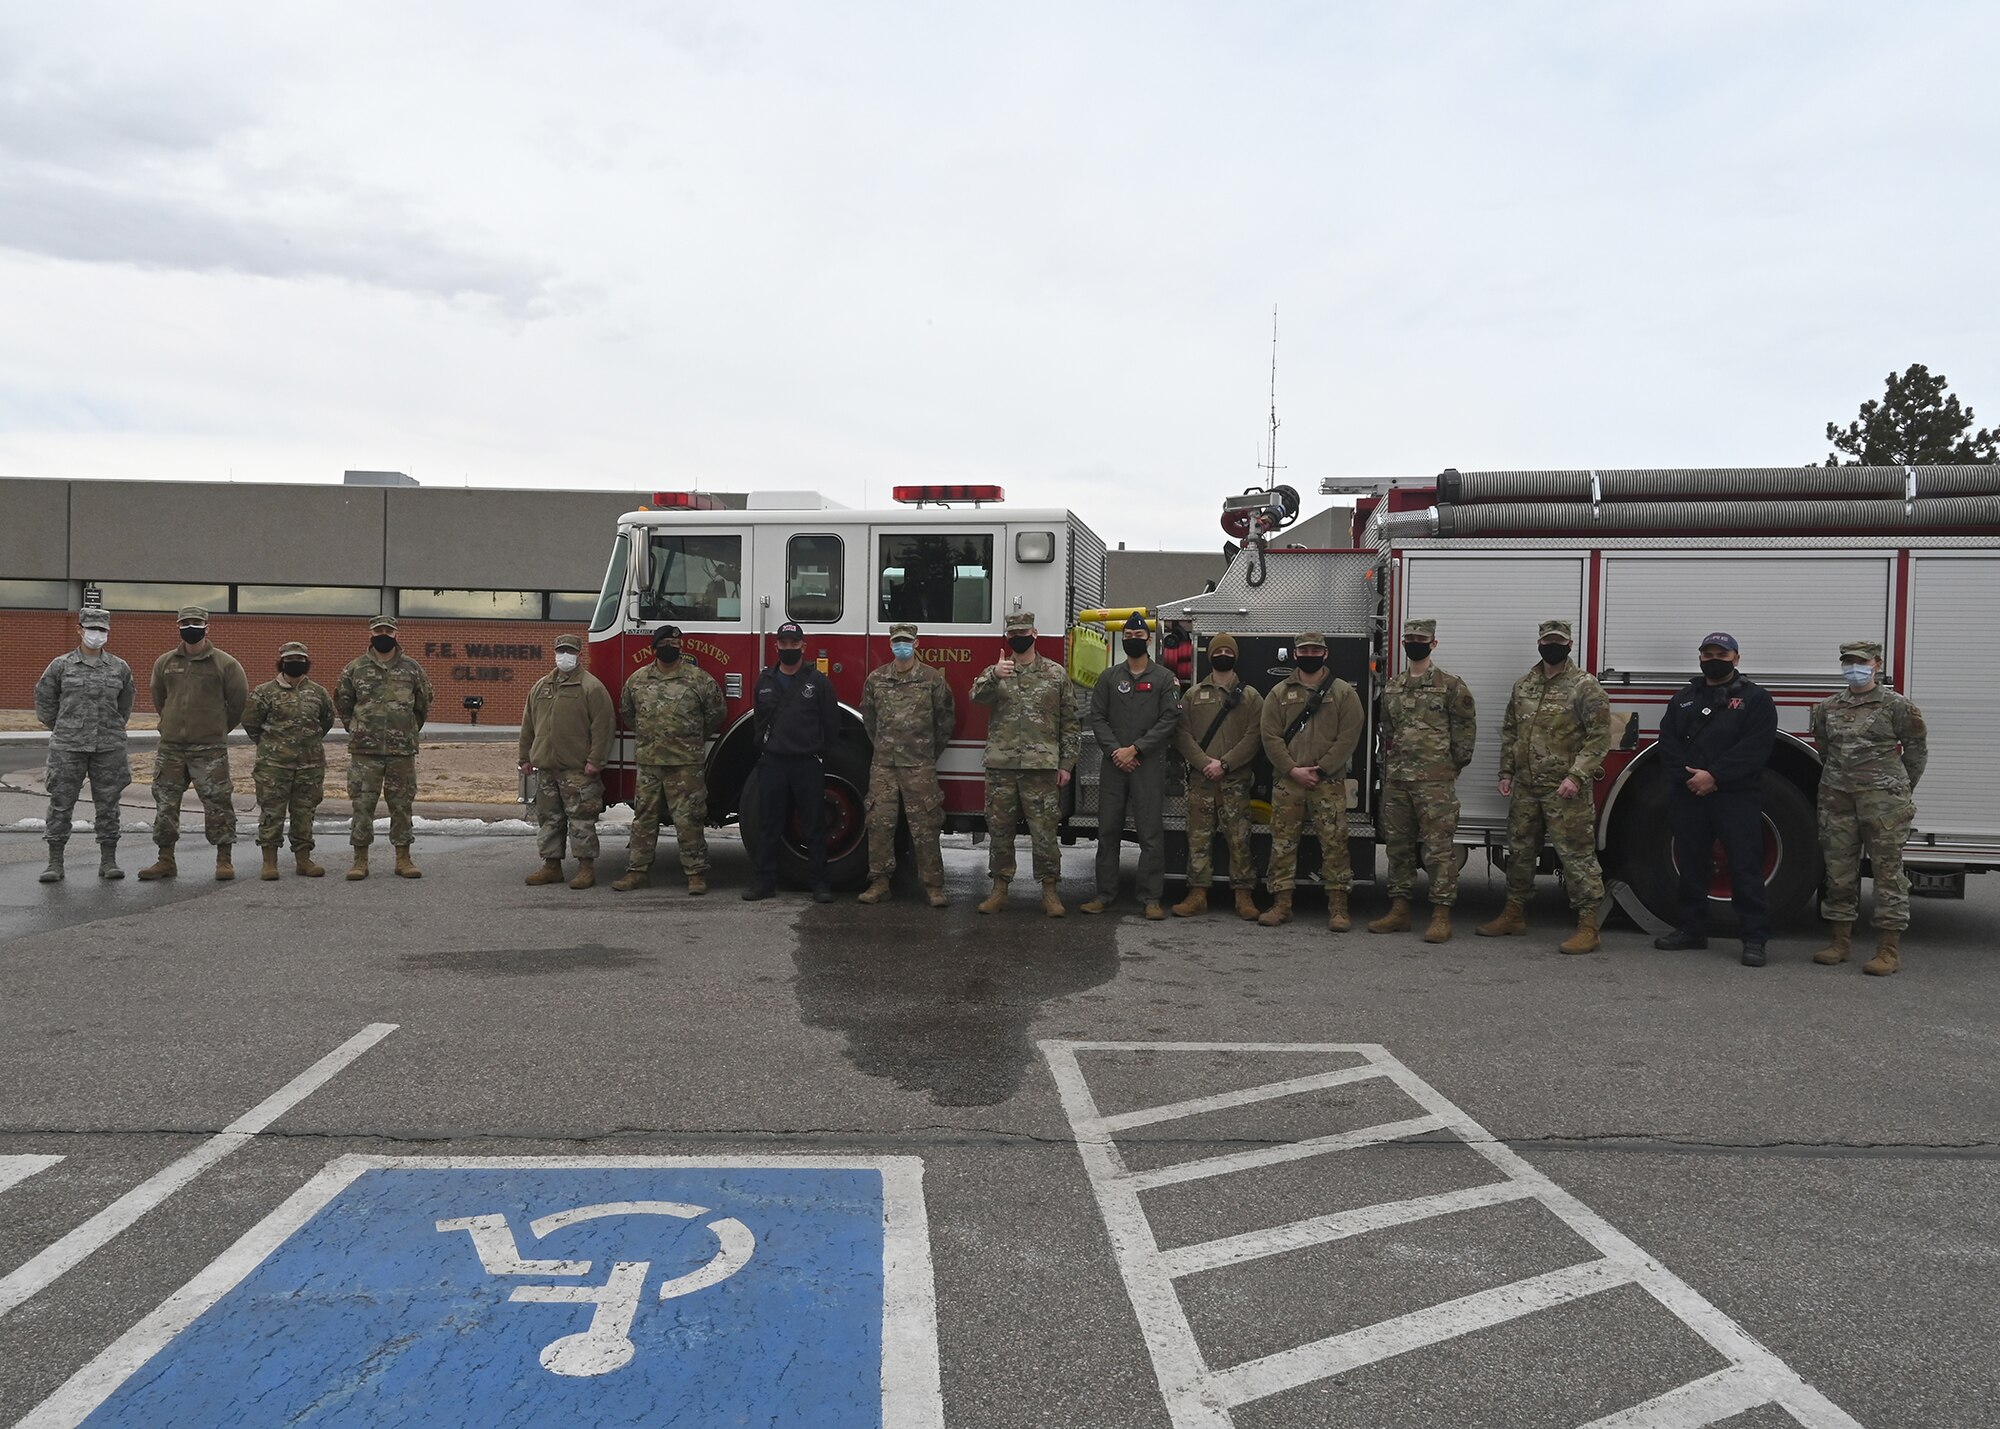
177,605 -> 210,624
1295,631 -> 1327,650
889,622 -> 919,640
1207,632 -> 1239,657
1839,638 -> 1882,661
277,640 -> 310,659
78,606 -> 110,629
1537,618 -> 1573,642
369,613 -> 398,632
1403,618 -> 1436,640
555,633 -> 582,653
1005,611 -> 1036,633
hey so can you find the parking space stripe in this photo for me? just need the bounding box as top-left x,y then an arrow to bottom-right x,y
1093,1063 -> 1388,1134
0,1156 -> 65,1197
0,1023 -> 396,1322
1043,1040 -> 1867,1429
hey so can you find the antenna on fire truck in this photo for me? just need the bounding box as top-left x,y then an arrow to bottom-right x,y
1220,306 -> 1301,588
1261,306 -> 1284,490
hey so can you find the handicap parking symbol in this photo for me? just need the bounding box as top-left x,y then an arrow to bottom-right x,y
27,1155 -> 941,1429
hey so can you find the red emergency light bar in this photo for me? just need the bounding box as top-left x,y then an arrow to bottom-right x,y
652,491 -> 724,510
892,484 -> 1005,506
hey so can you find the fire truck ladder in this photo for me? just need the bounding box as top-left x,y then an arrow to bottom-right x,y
1042,1040 -> 1864,1429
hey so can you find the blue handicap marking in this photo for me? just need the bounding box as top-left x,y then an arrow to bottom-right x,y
34,1155 -> 940,1429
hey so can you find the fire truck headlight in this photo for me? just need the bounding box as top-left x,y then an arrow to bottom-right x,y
1016,531 -> 1055,563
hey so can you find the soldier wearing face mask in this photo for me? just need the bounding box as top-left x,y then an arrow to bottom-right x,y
857,622 -> 955,907
616,625 -> 726,895
520,634 -> 616,889
334,615 -> 433,880
970,611 -> 1081,916
243,641 -> 336,879
1257,632 -> 1365,931
1171,631 -> 1264,920
1083,612 -> 1183,918
1808,639 -> 1928,976
744,620 -> 839,902
35,606 -> 136,882
1370,619 -> 1477,943
141,606 -> 249,882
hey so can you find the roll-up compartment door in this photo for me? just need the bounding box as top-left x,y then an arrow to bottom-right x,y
1905,554 -> 2000,844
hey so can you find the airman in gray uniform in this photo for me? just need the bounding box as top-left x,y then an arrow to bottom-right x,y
1083,612 -> 1183,918
1370,618 -> 1477,943
35,606 -> 135,882
1809,639 -> 1928,976
970,611 -> 1080,917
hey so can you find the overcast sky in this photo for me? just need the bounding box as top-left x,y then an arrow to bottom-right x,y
3,2 -> 1995,550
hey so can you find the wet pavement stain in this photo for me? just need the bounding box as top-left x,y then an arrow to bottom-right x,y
789,877 -> 1122,1107
401,942 -> 657,977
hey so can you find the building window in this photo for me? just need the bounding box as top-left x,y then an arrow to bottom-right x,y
547,591 -> 601,623
94,581 -> 231,614
786,534 -> 843,623
640,533 -> 743,623
878,533 -> 995,625
0,579 -> 69,610
235,585 -> 382,616
397,589 -> 544,620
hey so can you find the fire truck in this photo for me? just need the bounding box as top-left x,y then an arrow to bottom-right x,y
1148,465 -> 2000,929
585,486 -> 1106,889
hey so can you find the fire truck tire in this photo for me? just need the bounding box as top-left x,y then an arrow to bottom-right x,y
737,746 -> 872,891
1614,768 -> 1821,928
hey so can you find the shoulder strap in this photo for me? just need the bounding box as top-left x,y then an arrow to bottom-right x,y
1196,684 -> 1243,751
1282,683 -> 1330,745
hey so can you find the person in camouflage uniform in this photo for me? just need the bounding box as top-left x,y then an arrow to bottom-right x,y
1258,631 -> 1366,931
1370,618 -> 1477,943
243,640 -> 336,879
970,611 -> 1080,917
142,606 -> 249,882
614,625 -> 726,895
35,606 -> 135,883
1809,638 -> 1928,976
519,633 -> 616,889
335,614 -> 433,880
858,621 -> 956,908
1172,632 -> 1265,921
1478,618 -> 1611,952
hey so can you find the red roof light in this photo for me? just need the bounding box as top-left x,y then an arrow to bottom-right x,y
652,491 -> 724,510
892,484 -> 1005,505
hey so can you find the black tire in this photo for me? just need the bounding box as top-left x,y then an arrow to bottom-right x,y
737,741 -> 874,891
1613,767 -> 1821,928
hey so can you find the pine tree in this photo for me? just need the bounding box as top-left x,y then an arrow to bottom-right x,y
1825,363 -> 1998,465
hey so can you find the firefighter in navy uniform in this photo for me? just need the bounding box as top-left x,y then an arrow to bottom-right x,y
745,621 -> 840,902
1651,632 -> 1779,966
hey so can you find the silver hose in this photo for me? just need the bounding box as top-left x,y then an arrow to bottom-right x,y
1435,495 -> 2000,537
1441,466 -> 2000,505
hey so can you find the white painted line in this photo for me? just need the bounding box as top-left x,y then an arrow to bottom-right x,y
1121,1114 -> 1449,1193
21,1153 -> 943,1429
1210,1258 -> 1637,1407
1042,1040 -> 1867,1429
1156,1178 -> 1538,1279
0,1155 -> 64,1197
1092,1062 -> 1387,1135
0,1023 -> 396,1322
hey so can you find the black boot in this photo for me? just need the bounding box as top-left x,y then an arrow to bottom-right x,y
1652,929 -> 1708,950
98,841 -> 124,880
40,839 -> 66,883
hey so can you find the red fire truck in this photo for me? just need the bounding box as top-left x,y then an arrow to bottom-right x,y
584,486 -> 1106,889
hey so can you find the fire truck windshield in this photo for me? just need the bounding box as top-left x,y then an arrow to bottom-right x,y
640,532 -> 743,623
589,535 -> 628,632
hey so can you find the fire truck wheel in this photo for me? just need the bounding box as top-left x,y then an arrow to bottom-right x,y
738,745 -> 872,891
1614,767 -> 1821,928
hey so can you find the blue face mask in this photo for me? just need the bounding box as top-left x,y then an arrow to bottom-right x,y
1841,664 -> 1874,688
891,640 -> 915,660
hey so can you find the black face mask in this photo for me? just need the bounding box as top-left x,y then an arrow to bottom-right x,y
1700,658 -> 1735,681
1404,641 -> 1433,663
777,647 -> 803,668
1008,635 -> 1035,653
1538,642 -> 1571,666
1122,640 -> 1149,659
179,626 -> 207,645
1295,654 -> 1325,675
1208,654 -> 1235,673
654,644 -> 681,664
279,660 -> 310,678
371,634 -> 398,654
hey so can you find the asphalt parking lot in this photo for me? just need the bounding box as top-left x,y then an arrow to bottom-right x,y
1,810 -> 1996,1428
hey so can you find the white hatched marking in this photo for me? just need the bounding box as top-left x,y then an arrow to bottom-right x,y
1092,1062 -> 1387,1135
1042,1040 -> 1866,1429
0,1156 -> 65,1197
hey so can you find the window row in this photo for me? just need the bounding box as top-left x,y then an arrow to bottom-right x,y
632,531 -> 1020,626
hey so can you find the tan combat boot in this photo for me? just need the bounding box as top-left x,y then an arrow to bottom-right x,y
568,858 -> 595,890
1042,881 -> 1067,918
1144,901 -> 1165,920
347,848 -> 369,881
1079,896 -> 1110,915
1863,930 -> 1901,976
1368,898 -> 1411,934
214,846 -> 235,881
1234,887 -> 1261,921
1172,887 -> 1208,918
611,867 -> 651,892
1257,891 -> 1293,927
977,878 -> 1009,914
1328,890 -> 1351,933
526,859 -> 565,886
857,877 -> 891,905
686,872 -> 708,896
138,845 -> 177,881
261,849 -> 280,881
1559,908 -> 1601,954
1476,900 -> 1527,936
925,883 -> 948,909
394,846 -> 421,879
1424,905 -> 1453,944
295,848 -> 324,878
1812,921 -> 1852,965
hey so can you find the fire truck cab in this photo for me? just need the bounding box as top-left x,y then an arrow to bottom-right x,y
586,486 -> 1107,889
